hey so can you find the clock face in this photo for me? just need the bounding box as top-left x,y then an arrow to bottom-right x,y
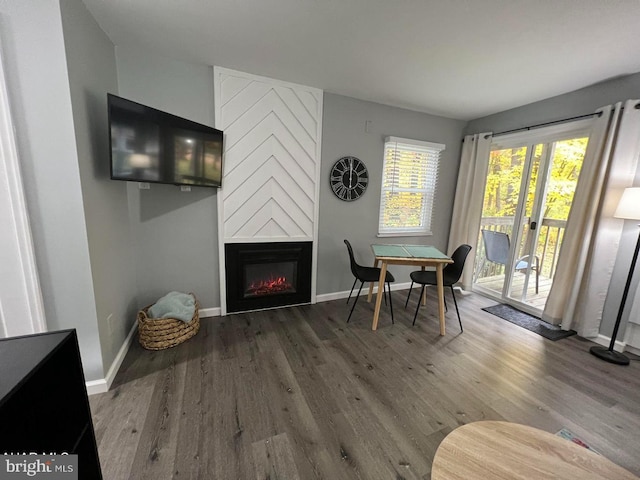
330,156 -> 368,201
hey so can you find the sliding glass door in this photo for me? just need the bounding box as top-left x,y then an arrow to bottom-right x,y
472,122 -> 591,315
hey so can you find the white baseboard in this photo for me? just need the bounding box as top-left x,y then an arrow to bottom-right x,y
197,284 -> 413,316
316,281 -> 413,303
85,307 -> 220,395
86,320 -> 138,396
622,322 -> 640,356
85,379 -> 108,396
626,344 -> 640,356
593,333 -> 627,353
199,307 -> 221,318
316,290 -> 352,302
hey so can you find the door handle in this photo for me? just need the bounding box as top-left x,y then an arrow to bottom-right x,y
530,221 -> 537,230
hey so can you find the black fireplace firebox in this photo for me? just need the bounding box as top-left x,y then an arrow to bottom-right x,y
225,242 -> 312,313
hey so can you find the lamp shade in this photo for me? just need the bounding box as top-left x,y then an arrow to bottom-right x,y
614,187 -> 640,220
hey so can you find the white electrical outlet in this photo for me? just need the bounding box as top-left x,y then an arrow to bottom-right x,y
180,185 -> 191,192
138,182 -> 150,190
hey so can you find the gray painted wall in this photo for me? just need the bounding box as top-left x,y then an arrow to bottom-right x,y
466,72 -> 640,339
0,0 -> 103,379
11,2 -> 632,381
60,0 -> 138,374
114,48 -> 468,306
115,47 -> 220,308
465,73 -> 640,135
318,94 -> 466,295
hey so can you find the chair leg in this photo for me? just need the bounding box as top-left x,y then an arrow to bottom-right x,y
347,277 -> 357,304
450,286 -> 463,333
404,281 -> 414,308
412,286 -> 425,326
347,281 -> 365,323
387,281 -> 394,324
473,258 -> 486,284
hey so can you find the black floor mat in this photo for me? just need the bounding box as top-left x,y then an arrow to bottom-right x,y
482,304 -> 577,341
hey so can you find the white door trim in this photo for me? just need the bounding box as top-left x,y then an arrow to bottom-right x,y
0,42 -> 46,337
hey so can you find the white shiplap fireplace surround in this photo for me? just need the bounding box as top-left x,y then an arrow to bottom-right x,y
214,67 -> 323,315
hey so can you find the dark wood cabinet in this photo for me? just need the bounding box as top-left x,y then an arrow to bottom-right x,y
0,329 -> 102,478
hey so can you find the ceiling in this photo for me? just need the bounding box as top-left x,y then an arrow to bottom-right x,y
81,0 -> 640,121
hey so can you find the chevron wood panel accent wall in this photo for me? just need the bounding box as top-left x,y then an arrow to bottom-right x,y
214,67 -> 323,243
214,67 -> 323,314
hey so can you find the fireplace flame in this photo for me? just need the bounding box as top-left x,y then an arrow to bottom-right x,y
247,275 -> 294,296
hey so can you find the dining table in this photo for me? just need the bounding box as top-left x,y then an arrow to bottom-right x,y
368,244 -> 452,333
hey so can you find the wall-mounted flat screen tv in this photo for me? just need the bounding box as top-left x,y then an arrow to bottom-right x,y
108,93 -> 223,188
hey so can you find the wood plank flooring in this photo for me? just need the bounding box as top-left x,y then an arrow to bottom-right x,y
89,290 -> 640,479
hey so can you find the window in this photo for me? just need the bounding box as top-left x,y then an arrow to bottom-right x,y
378,136 -> 445,236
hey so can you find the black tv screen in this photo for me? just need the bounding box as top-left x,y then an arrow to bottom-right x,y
108,94 -> 223,187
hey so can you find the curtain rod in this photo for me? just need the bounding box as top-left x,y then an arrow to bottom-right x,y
465,102 -> 640,142
489,111 -> 602,138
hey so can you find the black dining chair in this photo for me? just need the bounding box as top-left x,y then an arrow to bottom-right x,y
344,239 -> 395,324
479,229 -> 539,294
404,244 -> 472,332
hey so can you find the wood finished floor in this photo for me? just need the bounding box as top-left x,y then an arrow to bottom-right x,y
89,290 -> 640,480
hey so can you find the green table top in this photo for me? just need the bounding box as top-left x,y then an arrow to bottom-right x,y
371,244 -> 450,260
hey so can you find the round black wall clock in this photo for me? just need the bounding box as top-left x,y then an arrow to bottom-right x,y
330,156 -> 369,201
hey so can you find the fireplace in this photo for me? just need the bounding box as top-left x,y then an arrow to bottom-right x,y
225,242 -> 312,313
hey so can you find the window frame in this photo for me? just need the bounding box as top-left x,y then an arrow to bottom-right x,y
377,136 -> 445,237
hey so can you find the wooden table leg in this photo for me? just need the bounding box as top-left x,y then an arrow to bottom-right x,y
368,258 -> 380,302
436,264 -> 446,336
372,261 -> 387,331
421,265 -> 427,306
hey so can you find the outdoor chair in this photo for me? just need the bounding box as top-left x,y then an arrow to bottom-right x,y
479,229 -> 539,294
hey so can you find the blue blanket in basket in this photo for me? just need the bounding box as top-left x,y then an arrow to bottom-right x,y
148,292 -> 196,323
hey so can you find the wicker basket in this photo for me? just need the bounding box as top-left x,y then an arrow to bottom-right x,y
137,294 -> 200,350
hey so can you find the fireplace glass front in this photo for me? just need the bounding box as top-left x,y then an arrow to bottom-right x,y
225,242 -> 312,313
244,261 -> 297,298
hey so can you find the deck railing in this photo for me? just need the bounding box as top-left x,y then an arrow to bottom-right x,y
476,217 -> 567,281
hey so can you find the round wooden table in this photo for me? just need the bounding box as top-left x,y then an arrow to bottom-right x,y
432,421 -> 638,480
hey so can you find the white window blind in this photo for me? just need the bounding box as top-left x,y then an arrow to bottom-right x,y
378,136 -> 445,236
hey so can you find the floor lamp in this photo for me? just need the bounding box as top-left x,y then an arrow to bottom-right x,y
589,187 -> 640,366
